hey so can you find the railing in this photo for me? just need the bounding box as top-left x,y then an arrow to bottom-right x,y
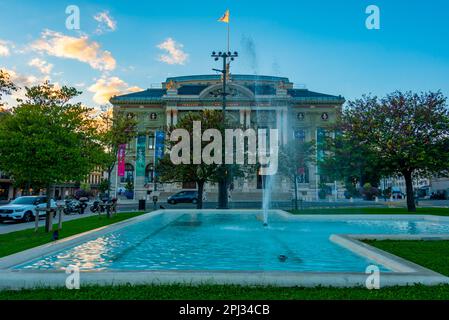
292,84 -> 307,89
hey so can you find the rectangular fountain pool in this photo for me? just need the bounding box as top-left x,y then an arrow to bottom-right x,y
12,210 -> 449,273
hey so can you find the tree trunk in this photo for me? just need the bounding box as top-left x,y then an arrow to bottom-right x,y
197,180 -> 204,209
293,175 -> 298,211
403,171 -> 416,212
44,184 -> 53,233
107,166 -> 113,199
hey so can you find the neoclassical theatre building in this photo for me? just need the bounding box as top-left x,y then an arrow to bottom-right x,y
110,74 -> 345,201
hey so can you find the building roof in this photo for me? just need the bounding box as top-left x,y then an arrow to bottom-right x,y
165,74 -> 290,84
110,75 -> 345,104
288,89 -> 345,103
177,85 -> 209,95
245,84 -> 277,95
110,88 -> 167,103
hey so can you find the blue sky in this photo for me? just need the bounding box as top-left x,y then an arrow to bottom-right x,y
1,0 -> 449,106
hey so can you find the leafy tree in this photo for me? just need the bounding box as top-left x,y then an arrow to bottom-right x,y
0,82 -> 105,231
338,91 -> 449,212
277,140 -> 315,210
0,69 -> 17,110
98,179 -> 109,194
157,110 -> 251,209
96,107 -> 137,199
319,127 -> 383,198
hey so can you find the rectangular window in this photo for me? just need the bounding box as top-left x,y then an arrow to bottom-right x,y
148,133 -> 155,150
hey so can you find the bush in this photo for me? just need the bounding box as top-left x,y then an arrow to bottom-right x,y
360,183 -> 379,201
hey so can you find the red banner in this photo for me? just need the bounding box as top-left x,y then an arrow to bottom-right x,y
117,144 -> 126,177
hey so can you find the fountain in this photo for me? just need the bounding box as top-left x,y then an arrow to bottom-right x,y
241,36 -> 276,227
262,174 -> 273,226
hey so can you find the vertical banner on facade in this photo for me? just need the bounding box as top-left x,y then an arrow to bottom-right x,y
136,136 -> 146,177
117,144 -> 126,177
154,131 -> 165,177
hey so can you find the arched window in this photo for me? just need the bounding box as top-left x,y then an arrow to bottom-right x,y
121,164 -> 134,183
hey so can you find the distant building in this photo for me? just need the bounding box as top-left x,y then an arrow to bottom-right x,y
0,167 -> 107,201
0,170 -> 13,202
110,74 -> 345,200
430,176 -> 449,199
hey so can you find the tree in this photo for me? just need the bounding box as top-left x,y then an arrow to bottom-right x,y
0,81 -> 105,231
156,110 -> 251,209
0,69 -> 17,110
96,107 -> 136,199
339,91 -> 449,212
319,127 -> 383,198
278,140 -> 315,210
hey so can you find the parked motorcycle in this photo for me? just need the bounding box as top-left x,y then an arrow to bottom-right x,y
63,199 -> 81,215
78,197 -> 89,214
90,200 -> 103,214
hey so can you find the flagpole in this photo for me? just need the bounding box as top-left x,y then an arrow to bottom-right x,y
227,22 -> 230,53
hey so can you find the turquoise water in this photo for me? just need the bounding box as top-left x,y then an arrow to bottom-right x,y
15,212 -> 449,272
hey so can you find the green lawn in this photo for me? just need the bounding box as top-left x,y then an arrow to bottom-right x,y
366,240 -> 449,277
290,207 -> 449,216
0,212 -> 144,258
2,284 -> 449,300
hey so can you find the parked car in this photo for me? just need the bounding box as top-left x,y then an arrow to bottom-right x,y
167,191 -> 198,205
0,196 -> 57,223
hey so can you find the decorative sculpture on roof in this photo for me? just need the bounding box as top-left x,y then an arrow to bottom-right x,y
166,80 -> 178,90
278,81 -> 288,90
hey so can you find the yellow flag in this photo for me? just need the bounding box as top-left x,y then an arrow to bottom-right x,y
218,9 -> 230,23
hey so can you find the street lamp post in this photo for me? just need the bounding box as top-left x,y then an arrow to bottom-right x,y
211,51 -> 238,209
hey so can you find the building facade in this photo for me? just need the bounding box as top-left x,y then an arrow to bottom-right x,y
0,170 -> 14,202
110,74 -> 345,201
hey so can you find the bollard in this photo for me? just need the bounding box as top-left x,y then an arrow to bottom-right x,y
58,205 -> 63,230
34,208 -> 39,232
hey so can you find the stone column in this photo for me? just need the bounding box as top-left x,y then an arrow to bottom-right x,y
276,109 -> 282,144
166,109 -> 172,127
172,109 -> 178,125
282,109 -> 288,145
245,110 -> 251,128
240,109 -> 245,126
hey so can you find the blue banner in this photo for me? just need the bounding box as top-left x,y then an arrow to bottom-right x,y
154,131 -> 165,178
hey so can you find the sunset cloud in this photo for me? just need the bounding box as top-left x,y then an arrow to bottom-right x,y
157,38 -> 188,65
28,58 -> 53,74
88,76 -> 142,104
0,40 -> 10,56
94,11 -> 117,34
31,30 -> 116,71
1,68 -> 50,104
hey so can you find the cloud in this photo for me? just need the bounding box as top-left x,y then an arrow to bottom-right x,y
88,76 -> 142,104
94,11 -> 117,34
31,30 -> 116,71
28,58 -> 53,75
1,68 -> 49,104
3,68 -> 41,88
0,40 -> 11,56
157,38 -> 188,65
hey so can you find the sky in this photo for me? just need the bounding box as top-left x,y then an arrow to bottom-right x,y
1,0 -> 449,107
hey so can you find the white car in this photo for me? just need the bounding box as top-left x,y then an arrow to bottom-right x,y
0,196 -> 57,223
